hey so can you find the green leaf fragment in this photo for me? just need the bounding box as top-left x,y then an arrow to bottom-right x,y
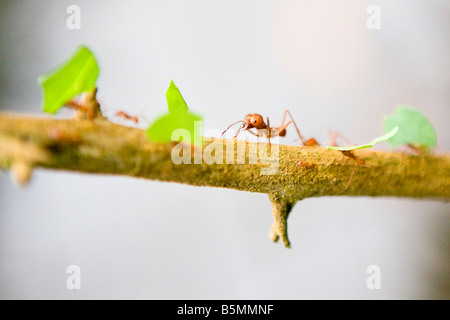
383,105 -> 437,149
146,111 -> 203,146
166,80 -> 189,113
327,126 -> 399,151
369,126 -> 400,145
147,80 -> 203,146
38,45 -> 99,114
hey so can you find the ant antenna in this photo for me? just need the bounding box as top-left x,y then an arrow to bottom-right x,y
221,120 -> 243,137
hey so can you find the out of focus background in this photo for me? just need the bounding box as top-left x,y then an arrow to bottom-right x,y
1,0 -> 449,299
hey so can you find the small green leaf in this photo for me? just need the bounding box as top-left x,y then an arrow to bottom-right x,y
147,80 -> 202,146
38,45 -> 99,114
369,126 -> 400,145
147,111 -> 203,146
384,105 -> 437,149
166,80 -> 189,113
328,127 -> 399,151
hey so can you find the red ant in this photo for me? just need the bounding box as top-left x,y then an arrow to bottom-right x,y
221,110 -> 307,145
302,131 -> 352,147
326,131 -> 369,166
65,99 -> 89,113
63,88 -> 101,119
64,99 -> 97,120
115,111 -> 140,124
327,131 -> 354,148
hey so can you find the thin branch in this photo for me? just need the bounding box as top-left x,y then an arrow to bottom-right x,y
1,112 -> 449,247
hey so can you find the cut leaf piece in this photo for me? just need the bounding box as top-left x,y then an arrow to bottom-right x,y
384,105 -> 437,149
327,126 -> 399,151
38,45 -> 100,114
147,111 -> 202,146
166,80 -> 189,113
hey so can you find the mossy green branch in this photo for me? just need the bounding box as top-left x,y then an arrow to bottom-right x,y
1,112 -> 449,247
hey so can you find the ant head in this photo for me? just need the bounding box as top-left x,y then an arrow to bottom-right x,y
243,114 -> 266,129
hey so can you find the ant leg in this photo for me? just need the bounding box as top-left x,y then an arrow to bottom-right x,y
327,130 -> 354,147
65,100 -> 77,109
65,99 -> 89,115
247,129 -> 263,144
335,131 -> 354,146
286,110 -> 306,145
327,131 -> 339,147
277,120 -> 293,132
280,109 -> 306,145
114,112 -> 124,125
232,127 -> 242,140
138,110 -> 148,125
278,109 -> 288,128
281,109 -> 306,145
246,130 -> 257,136
65,100 -> 82,110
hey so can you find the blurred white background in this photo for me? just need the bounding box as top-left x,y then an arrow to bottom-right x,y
0,0 -> 449,299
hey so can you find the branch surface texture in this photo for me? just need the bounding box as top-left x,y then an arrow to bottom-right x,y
1,112 -> 449,247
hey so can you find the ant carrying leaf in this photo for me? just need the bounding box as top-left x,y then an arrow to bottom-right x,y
327,127 -> 399,152
327,127 -> 399,166
38,46 -> 99,115
63,88 -> 101,119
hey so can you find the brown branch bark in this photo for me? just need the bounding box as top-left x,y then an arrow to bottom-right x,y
1,112 -> 449,247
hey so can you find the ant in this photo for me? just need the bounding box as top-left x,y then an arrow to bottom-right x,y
65,99 -> 88,113
63,88 -> 101,120
112,110 -> 147,127
326,131 -> 354,148
221,109 -> 306,145
326,131 -> 369,167
302,131 -> 353,147
115,111 -> 140,124
67,101 -> 141,125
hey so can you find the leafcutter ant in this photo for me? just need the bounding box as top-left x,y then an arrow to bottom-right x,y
65,99 -> 88,113
327,131 -> 353,148
115,111 -> 140,124
221,109 -> 306,145
64,88 -> 101,119
108,110 -> 147,127
322,130 -> 366,165
296,131 -> 352,147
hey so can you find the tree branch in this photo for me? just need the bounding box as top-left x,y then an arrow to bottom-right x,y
1,112 -> 449,247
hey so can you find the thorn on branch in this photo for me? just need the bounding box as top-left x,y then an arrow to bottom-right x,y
10,160 -> 33,187
269,194 -> 296,249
